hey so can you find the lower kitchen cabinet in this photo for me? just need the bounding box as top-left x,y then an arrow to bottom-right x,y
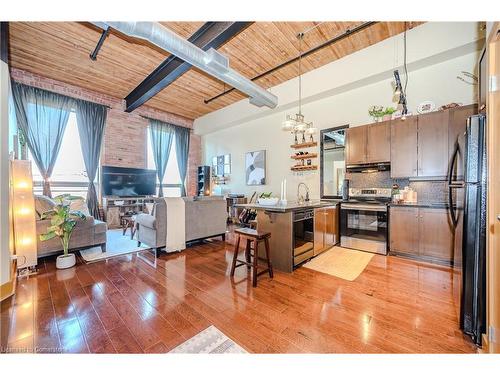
314,205 -> 339,256
389,207 -> 419,256
418,208 -> 454,262
389,206 -> 454,265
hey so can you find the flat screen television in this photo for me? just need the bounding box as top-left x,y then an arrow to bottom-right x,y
101,166 -> 156,197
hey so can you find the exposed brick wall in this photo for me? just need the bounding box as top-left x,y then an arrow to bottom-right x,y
10,68 -> 201,196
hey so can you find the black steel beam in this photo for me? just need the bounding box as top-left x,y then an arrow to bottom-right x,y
1,22 -> 9,64
203,21 -> 377,105
124,21 -> 252,112
89,26 -> 110,61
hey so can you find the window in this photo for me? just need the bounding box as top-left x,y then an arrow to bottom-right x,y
146,128 -> 182,197
28,112 -> 89,198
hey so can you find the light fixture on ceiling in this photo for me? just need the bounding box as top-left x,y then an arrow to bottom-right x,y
282,32 -> 317,143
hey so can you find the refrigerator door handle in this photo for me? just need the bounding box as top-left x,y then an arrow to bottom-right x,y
448,141 -> 461,227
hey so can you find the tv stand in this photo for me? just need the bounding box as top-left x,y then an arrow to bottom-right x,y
103,196 -> 156,229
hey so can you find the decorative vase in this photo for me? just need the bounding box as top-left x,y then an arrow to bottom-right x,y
56,253 -> 76,269
383,114 -> 392,121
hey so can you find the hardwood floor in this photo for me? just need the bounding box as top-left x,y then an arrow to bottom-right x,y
1,234 -> 477,353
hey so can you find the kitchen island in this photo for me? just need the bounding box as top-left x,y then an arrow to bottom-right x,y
235,200 -> 340,272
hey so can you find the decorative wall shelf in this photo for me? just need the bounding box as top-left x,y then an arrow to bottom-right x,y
291,153 -> 317,160
290,141 -> 317,149
291,165 -> 318,172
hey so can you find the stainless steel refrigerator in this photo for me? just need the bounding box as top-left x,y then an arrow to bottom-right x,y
449,114 -> 487,346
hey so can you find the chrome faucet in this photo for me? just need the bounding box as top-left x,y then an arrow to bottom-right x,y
297,183 -> 310,204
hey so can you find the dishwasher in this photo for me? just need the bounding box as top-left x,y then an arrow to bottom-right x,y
292,209 -> 315,266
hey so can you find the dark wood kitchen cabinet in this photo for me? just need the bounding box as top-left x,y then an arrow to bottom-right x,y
345,126 -> 367,165
418,208 -> 454,262
389,206 -> 419,256
390,106 -> 477,179
366,121 -> 391,163
390,116 -> 418,178
390,206 -> 454,265
346,121 -> 390,165
448,104 -> 478,179
417,110 -> 450,178
314,205 -> 339,256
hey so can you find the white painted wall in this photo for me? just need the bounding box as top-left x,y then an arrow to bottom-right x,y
1,59 -> 11,285
198,22 -> 484,201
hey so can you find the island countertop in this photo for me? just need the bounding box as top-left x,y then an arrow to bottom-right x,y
235,199 -> 340,213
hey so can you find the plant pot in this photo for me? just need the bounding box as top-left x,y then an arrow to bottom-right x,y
383,115 -> 392,121
56,253 -> 76,269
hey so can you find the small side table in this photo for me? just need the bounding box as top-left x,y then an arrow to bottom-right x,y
121,215 -> 137,239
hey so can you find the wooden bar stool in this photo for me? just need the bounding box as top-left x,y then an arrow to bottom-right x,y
230,227 -> 273,287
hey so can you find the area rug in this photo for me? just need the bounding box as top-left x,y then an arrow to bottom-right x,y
169,325 -> 247,354
304,246 -> 375,281
79,229 -> 150,262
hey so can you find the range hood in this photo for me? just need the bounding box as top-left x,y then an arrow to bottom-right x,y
346,162 -> 390,173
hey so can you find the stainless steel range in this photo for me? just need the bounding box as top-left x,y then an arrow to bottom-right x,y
340,188 -> 391,255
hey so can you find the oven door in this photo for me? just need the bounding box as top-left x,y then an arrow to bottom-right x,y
340,204 -> 388,253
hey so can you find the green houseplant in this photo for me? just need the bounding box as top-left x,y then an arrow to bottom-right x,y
40,194 -> 86,269
383,107 -> 396,121
368,105 -> 384,122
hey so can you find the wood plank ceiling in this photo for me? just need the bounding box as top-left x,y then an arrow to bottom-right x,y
8,22 -> 420,120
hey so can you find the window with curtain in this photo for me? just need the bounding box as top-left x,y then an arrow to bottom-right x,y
146,126 -> 182,197
28,111 -> 88,198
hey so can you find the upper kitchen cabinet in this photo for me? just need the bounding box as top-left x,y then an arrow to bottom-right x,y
390,116 -> 418,178
345,125 -> 367,165
345,121 -> 390,165
390,105 -> 477,179
448,104 -> 478,179
366,121 -> 391,163
417,110 -> 450,178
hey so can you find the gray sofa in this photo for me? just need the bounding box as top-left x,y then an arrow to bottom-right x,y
135,196 -> 227,254
35,195 -> 107,257
36,216 -> 107,257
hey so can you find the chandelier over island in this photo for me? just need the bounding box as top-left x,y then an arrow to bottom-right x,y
282,32 -> 317,144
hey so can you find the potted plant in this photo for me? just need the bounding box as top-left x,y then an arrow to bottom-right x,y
383,107 -> 396,121
368,106 -> 384,122
39,194 -> 86,269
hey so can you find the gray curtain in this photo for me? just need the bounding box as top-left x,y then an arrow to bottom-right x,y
75,99 -> 108,218
149,119 -> 174,197
11,82 -> 73,197
174,126 -> 190,196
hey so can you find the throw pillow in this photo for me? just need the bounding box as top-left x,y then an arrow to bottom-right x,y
69,198 -> 90,217
34,195 -> 56,218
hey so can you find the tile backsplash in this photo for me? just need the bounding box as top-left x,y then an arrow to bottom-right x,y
346,171 -> 448,203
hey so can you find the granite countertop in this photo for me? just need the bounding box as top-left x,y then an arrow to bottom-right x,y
235,200 -> 341,213
389,202 -> 450,209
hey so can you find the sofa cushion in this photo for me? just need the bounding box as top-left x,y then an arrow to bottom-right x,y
73,216 -> 95,230
94,220 -> 107,234
34,195 -> 56,218
136,213 -> 156,229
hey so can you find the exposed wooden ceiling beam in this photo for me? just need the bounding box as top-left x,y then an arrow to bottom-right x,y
124,21 -> 252,112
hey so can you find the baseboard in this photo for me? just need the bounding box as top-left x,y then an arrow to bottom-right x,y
0,259 -> 17,302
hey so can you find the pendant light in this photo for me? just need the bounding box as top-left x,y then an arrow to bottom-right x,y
282,32 -> 317,142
